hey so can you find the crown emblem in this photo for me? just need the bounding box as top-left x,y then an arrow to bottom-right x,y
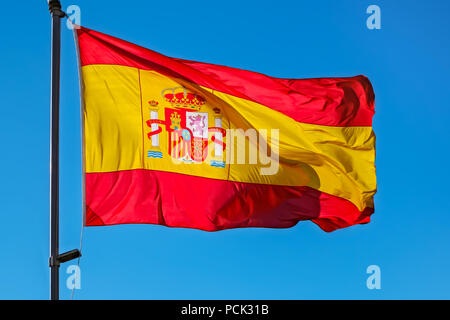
148,100 -> 159,107
162,87 -> 206,111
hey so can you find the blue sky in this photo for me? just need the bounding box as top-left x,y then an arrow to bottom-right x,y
0,0 -> 449,299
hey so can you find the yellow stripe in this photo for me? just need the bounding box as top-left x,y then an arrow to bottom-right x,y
82,65 -> 376,211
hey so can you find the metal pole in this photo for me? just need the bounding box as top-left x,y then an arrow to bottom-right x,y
48,0 -> 64,301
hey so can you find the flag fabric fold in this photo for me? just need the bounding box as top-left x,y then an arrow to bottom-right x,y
75,26 -> 376,232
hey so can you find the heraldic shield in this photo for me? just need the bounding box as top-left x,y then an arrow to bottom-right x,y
146,86 -> 226,166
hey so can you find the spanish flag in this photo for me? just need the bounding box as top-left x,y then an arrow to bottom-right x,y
75,27 -> 376,232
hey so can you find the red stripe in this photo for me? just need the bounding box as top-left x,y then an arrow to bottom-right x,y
85,169 -> 373,232
76,27 -> 375,127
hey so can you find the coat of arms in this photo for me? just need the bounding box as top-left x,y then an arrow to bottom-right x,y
146,87 -> 226,165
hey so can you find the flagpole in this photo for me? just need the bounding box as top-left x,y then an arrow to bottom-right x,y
48,0 -> 82,301
48,0 -> 64,301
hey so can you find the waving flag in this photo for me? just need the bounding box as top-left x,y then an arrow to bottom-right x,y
75,26 -> 376,232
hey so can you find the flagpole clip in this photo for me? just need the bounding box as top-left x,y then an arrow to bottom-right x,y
49,249 -> 82,267
48,0 -> 66,18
